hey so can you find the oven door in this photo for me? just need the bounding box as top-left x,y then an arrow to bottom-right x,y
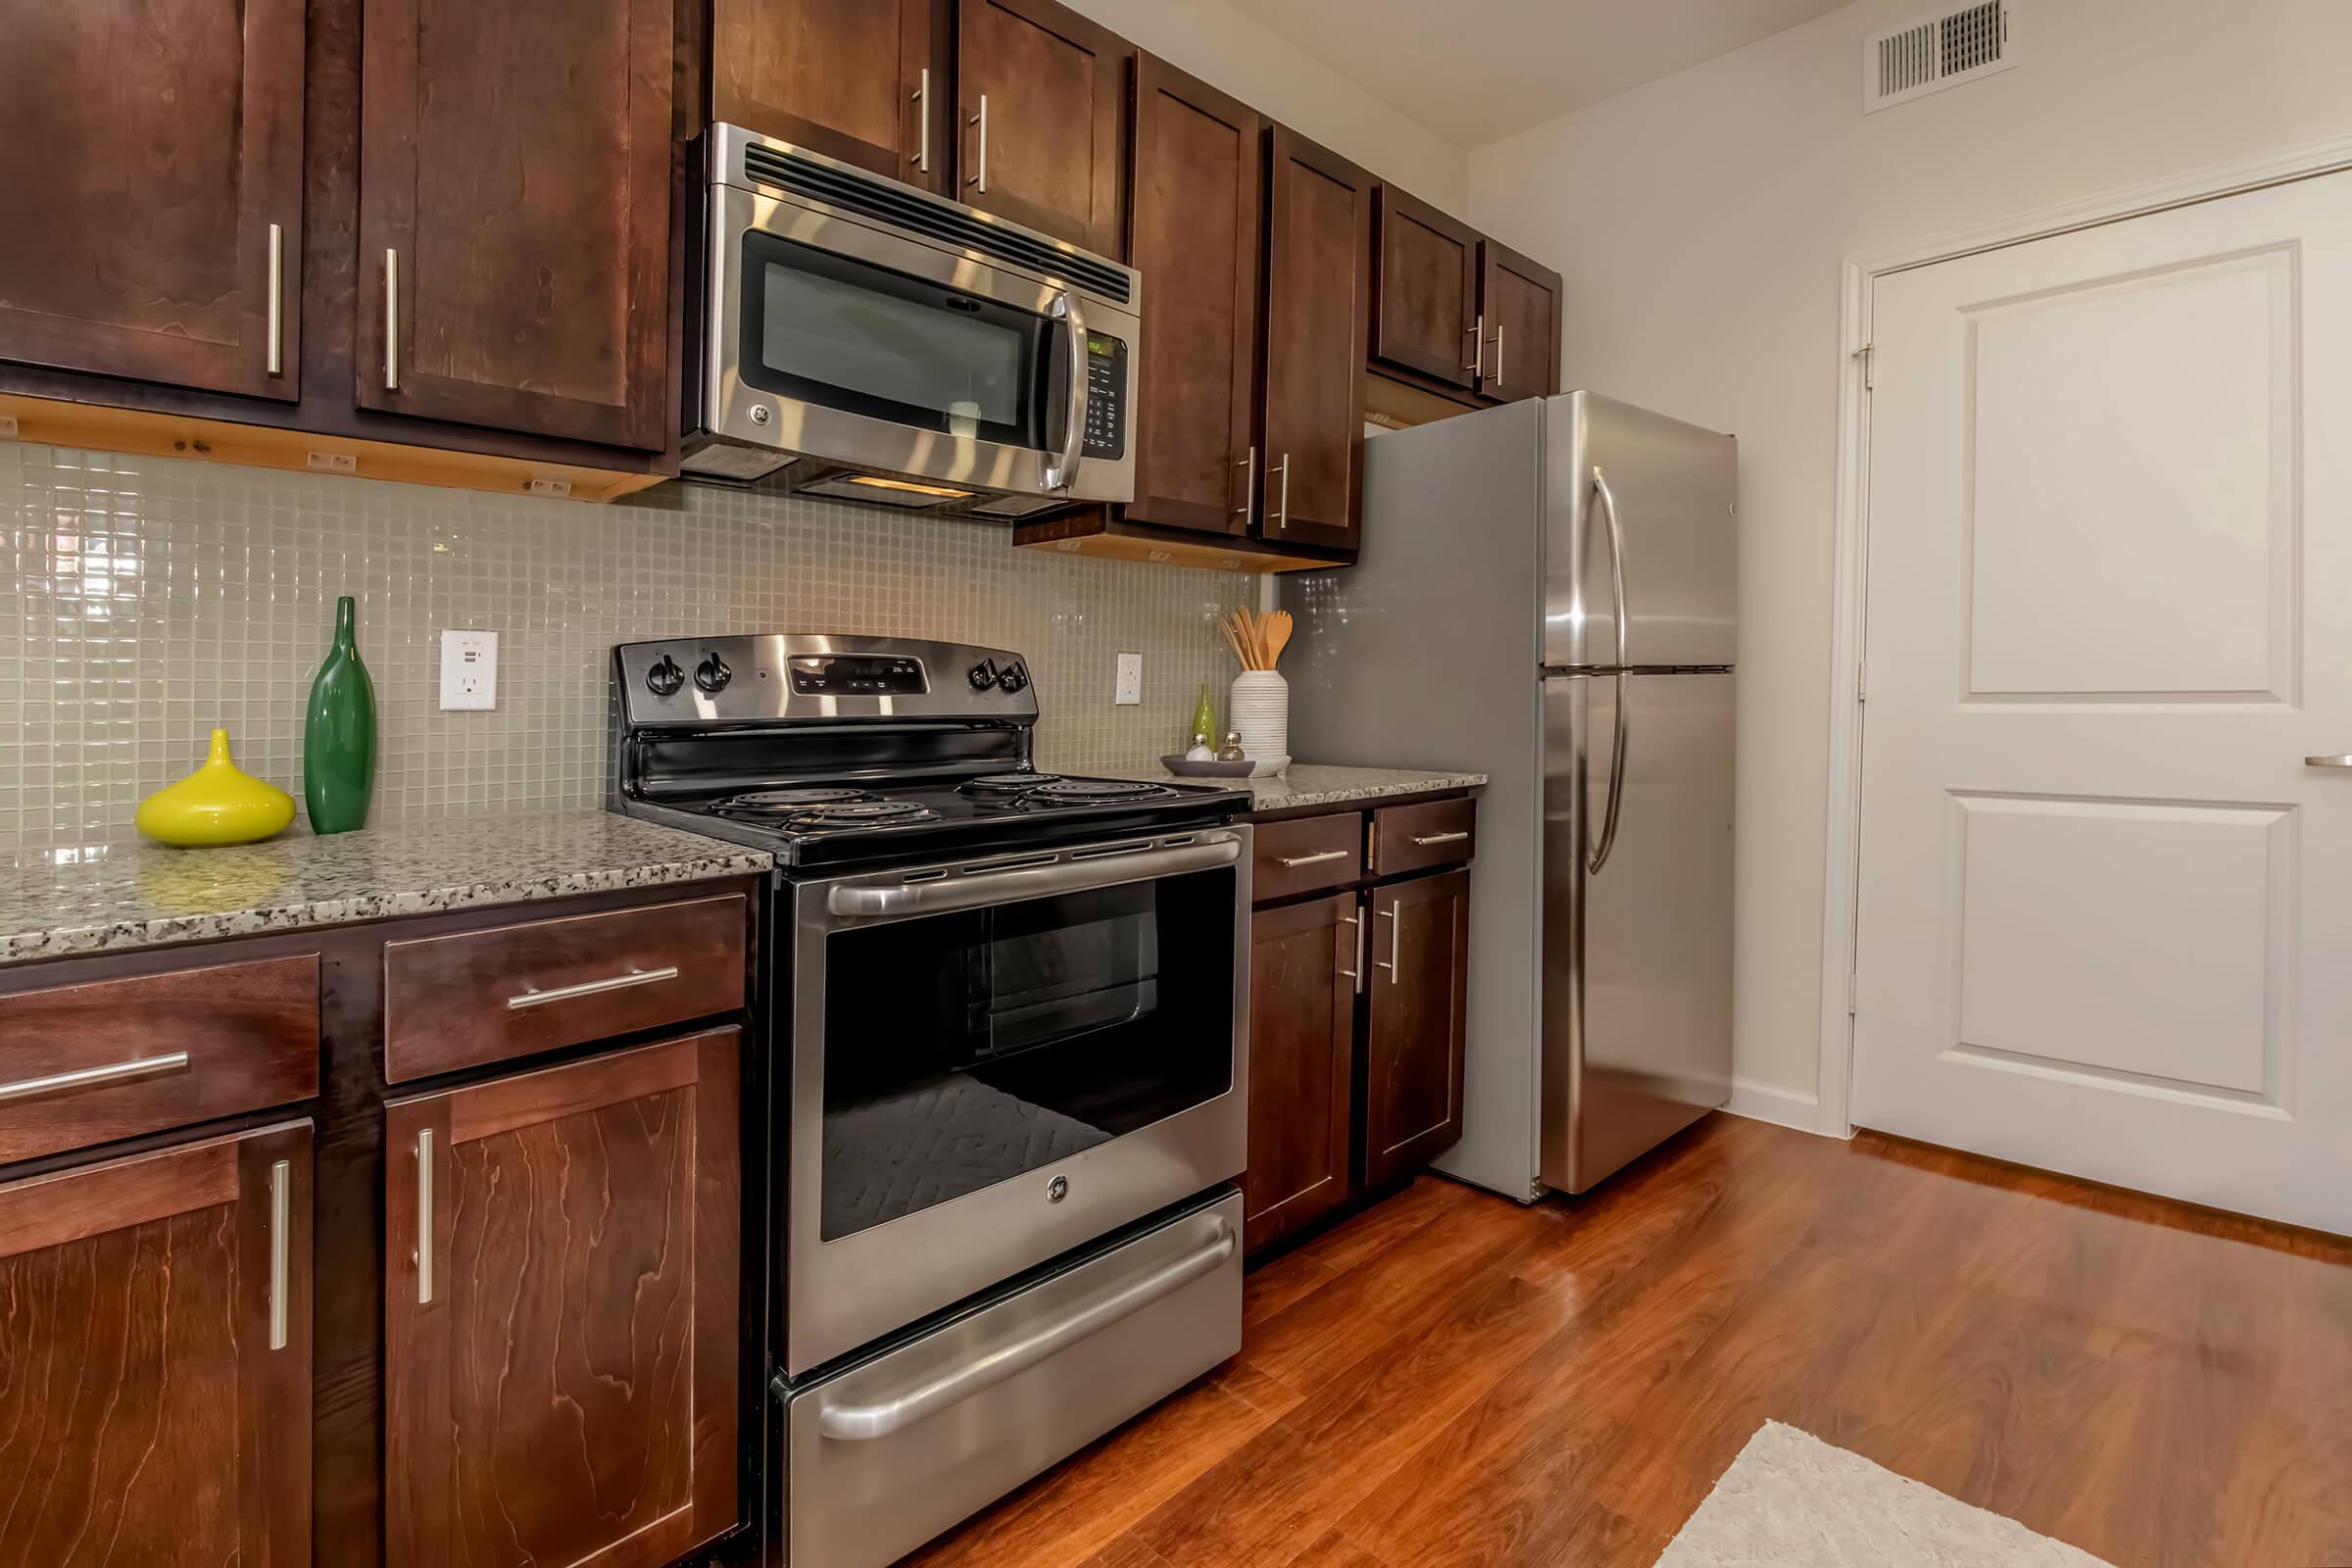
703,181 -> 1136,505
785,827 -> 1249,1376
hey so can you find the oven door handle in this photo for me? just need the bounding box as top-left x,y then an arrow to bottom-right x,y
1043,289 -> 1087,493
814,1215 -> 1237,1442
826,835 -> 1240,919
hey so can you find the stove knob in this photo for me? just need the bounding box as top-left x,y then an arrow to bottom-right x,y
695,653 -> 733,694
646,654 -> 686,697
996,661 -> 1028,694
967,661 -> 998,692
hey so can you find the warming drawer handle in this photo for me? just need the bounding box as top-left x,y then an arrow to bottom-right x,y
507,965 -> 679,1010
815,1215 -> 1237,1443
827,836 -> 1241,919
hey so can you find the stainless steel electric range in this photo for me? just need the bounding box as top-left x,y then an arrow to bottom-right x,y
609,633 -> 1251,1568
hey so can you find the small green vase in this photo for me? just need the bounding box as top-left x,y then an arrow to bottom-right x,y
1190,681 -> 1217,749
303,596 -> 376,835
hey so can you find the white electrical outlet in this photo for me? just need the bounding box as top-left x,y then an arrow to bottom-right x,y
1114,652 -> 1143,706
439,630 -> 499,710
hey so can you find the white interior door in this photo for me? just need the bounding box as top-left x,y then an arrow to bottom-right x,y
1852,172 -> 2352,1235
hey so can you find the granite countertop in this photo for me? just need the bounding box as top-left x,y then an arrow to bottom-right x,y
0,808 -> 771,966
1104,762 -> 1488,813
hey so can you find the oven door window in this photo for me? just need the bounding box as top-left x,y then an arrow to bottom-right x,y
820,867 -> 1235,1243
739,232 -> 1060,450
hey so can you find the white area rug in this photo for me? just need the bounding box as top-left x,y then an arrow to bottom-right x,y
1654,1422 -> 2118,1567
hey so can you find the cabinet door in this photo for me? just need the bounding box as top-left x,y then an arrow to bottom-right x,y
384,1030 -> 741,1568
1126,55 -> 1259,536
1477,238 -> 1562,404
1245,893 -> 1359,1251
712,0 -> 950,195
956,0 -> 1129,258
1261,128 -> 1373,554
1370,186 -> 1479,392
359,0 -> 673,449
0,0 -> 302,401
1363,869 -> 1470,1188
0,1123 -> 313,1567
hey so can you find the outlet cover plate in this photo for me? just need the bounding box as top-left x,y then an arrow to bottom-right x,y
439,629 -> 498,710
1114,652 -> 1143,706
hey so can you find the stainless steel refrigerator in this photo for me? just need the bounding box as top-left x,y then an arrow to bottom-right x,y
1285,391 -> 1735,1200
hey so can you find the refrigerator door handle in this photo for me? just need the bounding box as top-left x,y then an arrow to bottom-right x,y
1587,467 -> 1632,874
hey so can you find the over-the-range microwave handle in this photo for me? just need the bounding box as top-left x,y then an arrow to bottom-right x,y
825,833 -> 1241,920
810,1212 -> 1237,1442
1043,289 -> 1087,492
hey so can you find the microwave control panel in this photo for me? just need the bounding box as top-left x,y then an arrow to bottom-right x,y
1081,332 -> 1127,461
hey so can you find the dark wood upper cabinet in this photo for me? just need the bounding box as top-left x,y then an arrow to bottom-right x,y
1362,868 -> 1470,1189
1260,127 -> 1373,554
711,0 -> 951,195
1245,892 -> 1359,1252
358,0 -> 673,450
956,0 -> 1130,259
1370,185 -> 1480,393
0,0 -> 303,402
383,1030 -> 740,1568
0,1122 -> 313,1567
1477,238 -> 1563,403
1126,55 -> 1259,537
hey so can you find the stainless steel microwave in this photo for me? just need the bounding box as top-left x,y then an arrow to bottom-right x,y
683,123 -> 1140,517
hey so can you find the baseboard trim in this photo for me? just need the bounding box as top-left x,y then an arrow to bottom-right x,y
1725,1078 -> 1835,1137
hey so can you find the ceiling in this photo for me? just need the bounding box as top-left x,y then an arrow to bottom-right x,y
1241,0 -> 1851,147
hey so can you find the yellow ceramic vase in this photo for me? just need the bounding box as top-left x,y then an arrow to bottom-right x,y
135,729 -> 298,847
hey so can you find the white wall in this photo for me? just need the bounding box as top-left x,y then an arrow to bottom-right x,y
1066,0 -> 1468,207
1467,0 -> 2352,1104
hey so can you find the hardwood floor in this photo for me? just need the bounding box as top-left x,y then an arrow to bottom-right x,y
902,1113 -> 2352,1568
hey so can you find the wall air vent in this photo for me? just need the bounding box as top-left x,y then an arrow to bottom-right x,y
1864,0 -> 2014,113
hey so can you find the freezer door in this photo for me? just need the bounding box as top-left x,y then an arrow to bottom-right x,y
1541,671 -> 1734,1193
1543,392 -> 1739,671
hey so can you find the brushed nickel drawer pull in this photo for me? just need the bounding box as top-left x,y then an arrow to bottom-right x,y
507,965 -> 678,1010
1411,831 -> 1470,847
266,222 -> 284,375
1375,904 -> 1398,980
1279,849 -> 1351,868
269,1157 -> 292,1350
383,247 -> 400,391
2307,755 -> 2352,767
415,1128 -> 434,1305
0,1052 -> 189,1103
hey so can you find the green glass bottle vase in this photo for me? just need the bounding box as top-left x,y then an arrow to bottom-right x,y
303,596 -> 376,834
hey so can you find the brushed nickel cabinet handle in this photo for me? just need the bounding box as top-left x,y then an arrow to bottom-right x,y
1268,453 -> 1291,532
1412,831 -> 1470,847
1279,848 -> 1350,868
2308,755 -> 2352,767
1341,908 -> 1363,990
383,248 -> 400,391
1492,323 -> 1505,386
911,68 -> 931,172
267,223 -> 284,376
1375,903 -> 1399,980
507,964 -> 678,1010
269,1158 -> 292,1350
414,1128 -> 434,1305
1469,313 -> 1485,377
1235,448 -> 1255,519
967,95 -> 988,192
0,1052 -> 188,1103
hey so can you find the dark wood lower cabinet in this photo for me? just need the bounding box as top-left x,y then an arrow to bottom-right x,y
1363,868 -> 1471,1187
1245,892 -> 1359,1251
383,1029 -> 741,1568
0,1121 -> 313,1567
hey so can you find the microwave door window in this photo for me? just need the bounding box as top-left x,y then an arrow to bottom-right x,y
819,870 -> 1235,1243
741,234 -> 1051,449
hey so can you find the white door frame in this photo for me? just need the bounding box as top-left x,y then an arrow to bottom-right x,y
1816,130 -> 2352,1138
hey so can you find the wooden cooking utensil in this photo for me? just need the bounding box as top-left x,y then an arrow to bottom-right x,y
1261,610 -> 1293,667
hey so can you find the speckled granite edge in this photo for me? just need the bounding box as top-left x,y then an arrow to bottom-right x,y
1103,763 -> 1488,813
0,809 -> 772,966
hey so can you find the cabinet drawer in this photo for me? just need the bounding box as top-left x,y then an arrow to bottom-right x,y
384,893 -> 748,1083
1371,796 -> 1476,878
0,955 -> 320,1164
1250,811 -> 1364,902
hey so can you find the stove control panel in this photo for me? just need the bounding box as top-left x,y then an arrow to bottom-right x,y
615,635 -> 1040,727
791,654 -> 926,697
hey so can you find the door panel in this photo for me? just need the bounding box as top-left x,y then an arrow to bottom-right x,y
1853,172 -> 2352,1234
1262,128 -> 1373,553
1126,55 -> 1258,536
1541,673 -> 1732,1194
0,1123 -> 313,1568
1245,892 -> 1358,1250
1370,186 -> 1477,391
359,0 -> 672,448
0,0 -> 303,400
956,0 -> 1128,259
1363,869 -> 1470,1187
712,0 -> 949,193
384,1031 -> 740,1568
1477,239 -> 1561,404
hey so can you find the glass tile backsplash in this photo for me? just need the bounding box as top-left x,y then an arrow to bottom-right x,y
0,443 -> 1248,859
